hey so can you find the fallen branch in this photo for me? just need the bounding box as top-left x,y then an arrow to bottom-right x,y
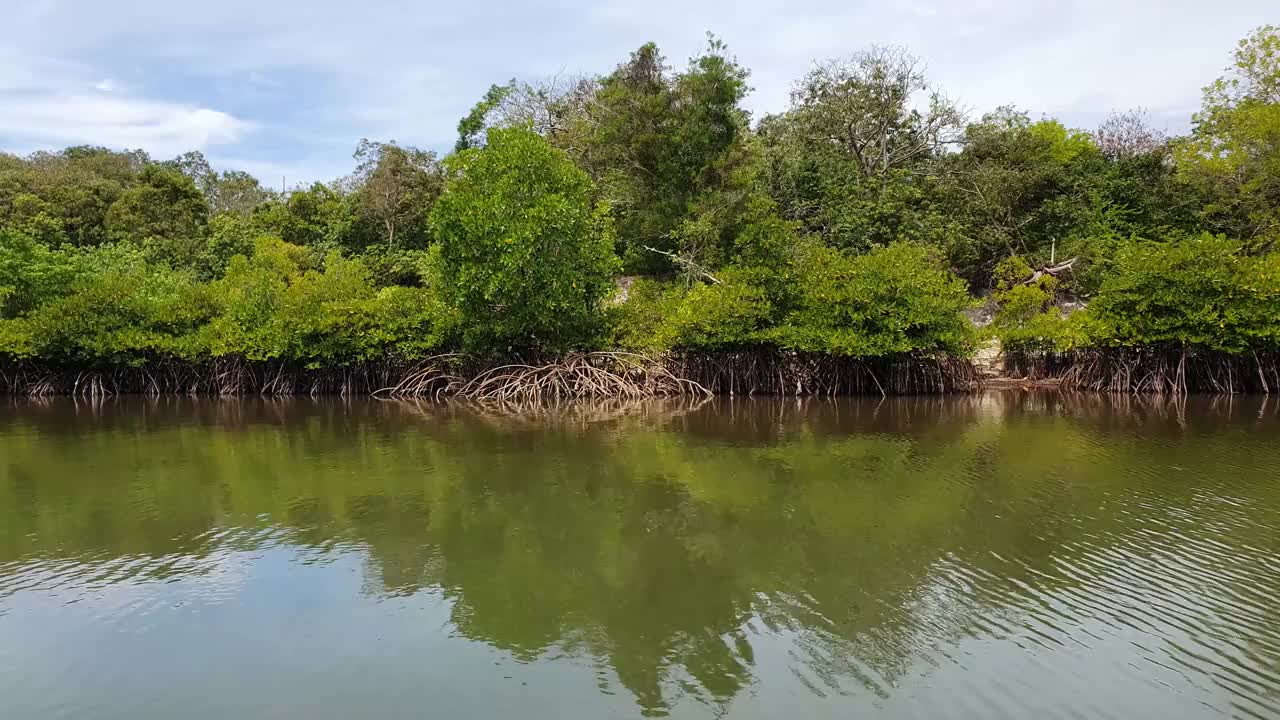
1023,257 -> 1078,285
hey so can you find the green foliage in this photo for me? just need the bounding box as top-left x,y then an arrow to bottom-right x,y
613,242 -> 976,359
250,183 -> 358,251
358,284 -> 460,360
16,245 -> 214,365
935,111 -> 1110,287
0,228 -> 84,317
0,317 -> 33,359
3,28 -> 1280,377
350,140 -> 443,250
200,240 -> 297,361
988,237 -> 1280,359
1084,235 -> 1280,353
566,37 -> 753,273
1176,25 -> 1280,247
760,46 -> 964,254
1027,120 -> 1096,164
201,213 -> 259,278
278,252 -> 392,366
167,151 -> 275,216
355,246 -> 438,287
431,127 -> 620,355
1092,150 -> 1205,254
104,164 -> 210,267
763,243 -> 976,357
0,146 -> 143,247
200,238 -> 454,365
989,256 -> 1088,354
607,278 -> 686,353
456,83 -> 516,152
664,267 -> 775,350
4,193 -> 69,246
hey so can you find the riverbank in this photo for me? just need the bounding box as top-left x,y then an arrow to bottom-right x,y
998,349 -> 1280,395
8,347 -> 1278,398
0,352 -> 982,399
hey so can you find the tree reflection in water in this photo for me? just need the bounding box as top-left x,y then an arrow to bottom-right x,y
2,394 -> 1279,717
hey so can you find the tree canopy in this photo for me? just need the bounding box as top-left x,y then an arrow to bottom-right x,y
2,26 -> 1279,383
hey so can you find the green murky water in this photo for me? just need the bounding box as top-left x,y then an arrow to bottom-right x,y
1,394 -> 1278,719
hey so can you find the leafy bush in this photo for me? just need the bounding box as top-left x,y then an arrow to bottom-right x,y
608,242 -> 977,359
989,256 -> 1089,354
359,285 -> 460,360
105,165 -> 209,268
607,278 -> 686,354
1085,235 -> 1280,353
199,238 -> 303,361
0,228 -> 84,317
664,267 -> 775,350
0,317 -> 34,359
763,243 -> 976,357
430,126 -> 620,356
277,252 -> 455,366
18,246 -> 214,365
200,238 -> 455,366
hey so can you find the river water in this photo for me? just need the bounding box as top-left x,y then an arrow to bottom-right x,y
1,393 -> 1278,719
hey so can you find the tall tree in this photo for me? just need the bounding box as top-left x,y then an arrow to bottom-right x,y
455,83 -> 515,152
565,36 -> 752,272
456,75 -> 599,150
934,109 -> 1106,286
789,46 -> 964,178
250,182 -> 356,251
1092,110 -> 1205,244
760,46 -> 964,252
1094,109 -> 1167,160
104,164 -> 210,267
169,151 -> 274,216
350,140 -> 443,250
0,147 -> 147,247
1176,25 -> 1280,249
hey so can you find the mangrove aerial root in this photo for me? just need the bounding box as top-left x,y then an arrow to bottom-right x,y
2,352 -> 978,398
379,352 -> 713,402
667,351 -> 980,396
1004,349 -> 1280,395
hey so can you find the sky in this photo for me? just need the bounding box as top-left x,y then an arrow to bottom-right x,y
1,0 -> 1274,186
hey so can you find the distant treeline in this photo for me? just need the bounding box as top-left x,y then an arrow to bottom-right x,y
2,27 -> 1278,395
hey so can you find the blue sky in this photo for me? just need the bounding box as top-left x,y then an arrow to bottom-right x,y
2,0 -> 1274,186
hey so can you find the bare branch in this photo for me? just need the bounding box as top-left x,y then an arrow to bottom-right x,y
643,246 -> 721,284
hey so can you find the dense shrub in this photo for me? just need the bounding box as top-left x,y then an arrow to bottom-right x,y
14,246 -> 214,366
990,236 -> 1280,364
763,244 -> 976,357
664,267 -> 775,350
1085,235 -> 1280,353
0,228 -> 84,317
430,127 -> 620,356
610,243 -> 976,359
199,238 -> 454,366
607,278 -> 686,354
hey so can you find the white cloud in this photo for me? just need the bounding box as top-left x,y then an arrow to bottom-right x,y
0,45 -> 251,158
0,0 -> 1275,182
204,154 -> 350,192
0,91 -> 251,157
